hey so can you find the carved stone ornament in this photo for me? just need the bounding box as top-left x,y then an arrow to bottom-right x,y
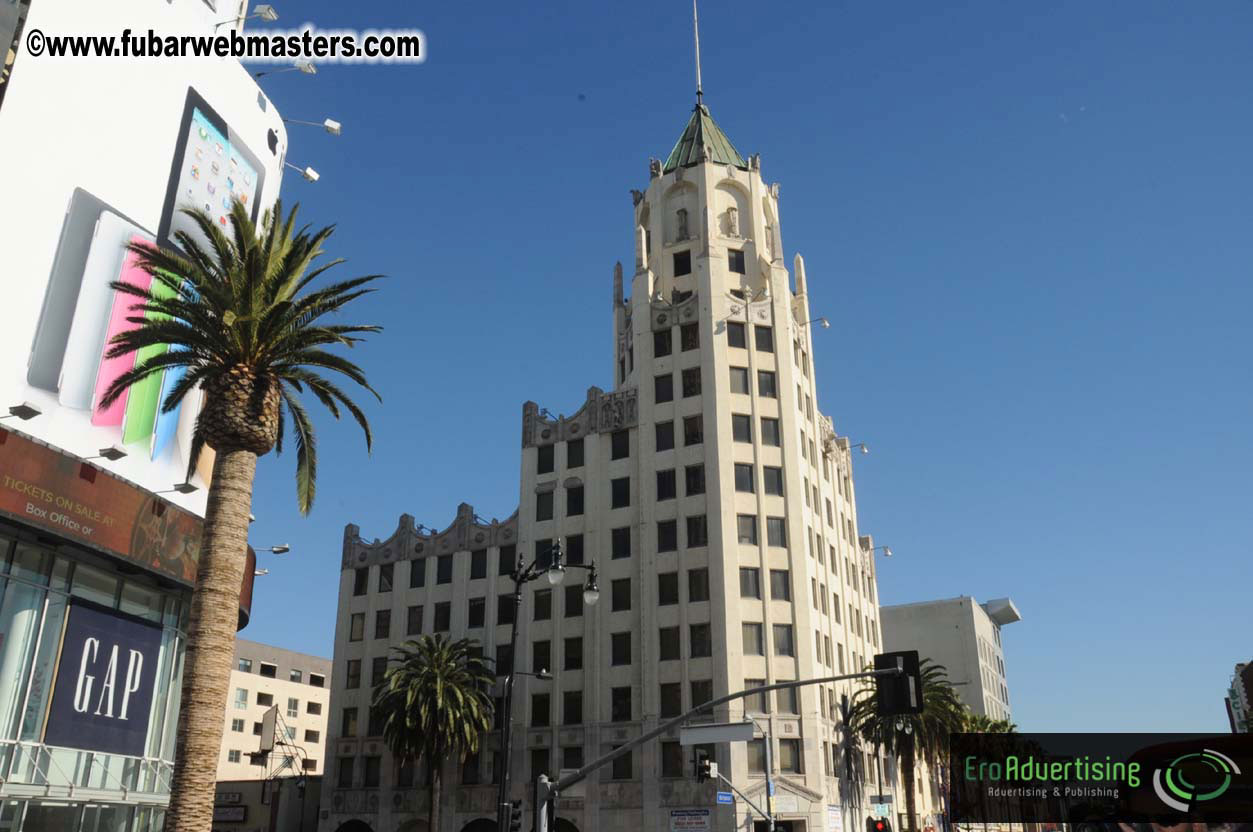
649,157 -> 662,178
630,189 -> 645,206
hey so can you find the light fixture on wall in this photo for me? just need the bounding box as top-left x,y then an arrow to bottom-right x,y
801,316 -> 830,329
1,402 -> 42,421
254,60 -> 317,78
258,544 -> 291,555
284,162 -> 320,182
157,481 -> 199,495
215,3 -> 279,29
283,117 -> 342,136
84,445 -> 129,462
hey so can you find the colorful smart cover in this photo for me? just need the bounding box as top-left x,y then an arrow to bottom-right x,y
120,275 -> 178,445
91,239 -> 154,427
60,214 -> 150,410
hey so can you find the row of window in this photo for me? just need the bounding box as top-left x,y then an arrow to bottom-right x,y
351,545 -> 522,597
232,687 -> 323,717
235,659 -> 325,687
226,748 -> 318,771
228,717 -> 320,745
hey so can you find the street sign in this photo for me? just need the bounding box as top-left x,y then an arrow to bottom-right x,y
871,803 -> 891,819
716,791 -> 733,805
869,794 -> 893,804
670,809 -> 711,831
679,721 -> 756,745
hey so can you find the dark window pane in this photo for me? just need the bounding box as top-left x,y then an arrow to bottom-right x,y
684,464 -> 705,495
742,623 -> 764,655
536,491 -> 554,521
611,687 -> 632,722
611,429 -> 630,459
436,555 -> 453,584
531,693 -> 550,727
687,568 -> 710,603
732,413 -> 752,441
611,477 -> 630,508
661,741 -> 684,778
729,249 -> 746,274
734,463 -> 755,493
378,564 -> 393,593
374,610 -> 390,639
773,624 -> 795,656
353,568 -> 368,596
737,515 -> 758,545
683,415 -> 703,446
660,683 -> 682,718
767,517 -> 787,547
654,374 -> 674,404
755,325 -> 774,352
659,627 -> 680,661
564,583 -> 584,618
566,438 -> 584,468
497,594 -> 515,625
349,613 -> 364,642
758,371 -> 777,398
681,367 -> 701,397
611,632 -> 631,666
468,597 -> 485,628
537,444 -> 554,474
498,545 -> 516,576
686,515 -> 708,548
533,640 -> 551,674
727,322 -> 746,348
567,486 -> 584,516
680,323 -> 699,351
673,250 -> 691,276
691,679 -> 713,708
434,602 -> 450,632
657,520 -> 678,552
495,644 -> 514,677
744,679 -> 769,713
563,690 -> 583,725
470,549 -> 487,580
611,578 -> 631,611
740,568 -> 761,598
655,421 -> 675,451
564,636 -> 583,670
658,572 -> 679,605
770,569 -> 791,601
534,589 -> 552,621
612,526 -> 631,559
690,624 -> 712,658
763,466 -> 784,496
656,468 -> 676,501
654,328 -> 673,357
406,605 -> 423,635
566,534 -> 584,565
730,366 -> 750,394
761,418 -> 781,446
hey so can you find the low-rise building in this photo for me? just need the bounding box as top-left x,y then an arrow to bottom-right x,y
218,639 -> 332,781
880,596 -> 1021,722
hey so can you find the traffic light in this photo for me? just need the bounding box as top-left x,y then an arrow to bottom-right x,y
874,650 -> 923,716
508,799 -> 522,832
866,817 -> 893,832
695,755 -> 717,783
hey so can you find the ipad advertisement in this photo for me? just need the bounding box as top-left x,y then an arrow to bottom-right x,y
0,0 -> 286,516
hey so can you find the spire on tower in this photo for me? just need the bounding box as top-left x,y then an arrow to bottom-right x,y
692,0 -> 704,105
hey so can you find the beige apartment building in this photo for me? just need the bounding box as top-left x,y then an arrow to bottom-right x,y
319,100 -> 889,832
218,638 -> 333,782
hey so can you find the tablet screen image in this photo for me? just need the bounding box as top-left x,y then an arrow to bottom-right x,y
167,106 -> 261,254
91,238 -> 153,427
59,214 -> 150,411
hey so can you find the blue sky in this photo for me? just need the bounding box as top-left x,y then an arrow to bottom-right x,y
242,0 -> 1253,732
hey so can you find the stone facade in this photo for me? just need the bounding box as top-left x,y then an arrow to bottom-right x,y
319,104 -> 888,832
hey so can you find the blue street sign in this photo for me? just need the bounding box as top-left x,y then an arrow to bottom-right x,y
716,792 -> 733,805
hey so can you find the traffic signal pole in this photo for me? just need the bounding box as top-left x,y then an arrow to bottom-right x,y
712,768 -> 770,825
534,667 -> 906,832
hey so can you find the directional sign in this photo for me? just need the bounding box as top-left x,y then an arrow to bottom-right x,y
716,791 -> 733,805
869,794 -> 893,804
679,721 -> 756,745
871,803 -> 891,819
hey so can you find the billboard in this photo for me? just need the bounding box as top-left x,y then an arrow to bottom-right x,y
42,601 -> 166,757
0,0 -> 287,514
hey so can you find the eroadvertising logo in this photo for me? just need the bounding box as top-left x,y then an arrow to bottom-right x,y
1152,748 -> 1241,812
42,600 -> 164,758
950,733 -> 1253,824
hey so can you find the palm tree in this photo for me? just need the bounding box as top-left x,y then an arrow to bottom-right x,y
847,659 -> 966,832
100,200 -> 381,830
372,635 -> 496,832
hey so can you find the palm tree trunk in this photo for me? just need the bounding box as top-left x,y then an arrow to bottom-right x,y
164,449 -> 257,831
903,734 -> 919,832
428,765 -> 442,832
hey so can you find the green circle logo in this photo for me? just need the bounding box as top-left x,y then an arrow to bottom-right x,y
1152,749 -> 1240,812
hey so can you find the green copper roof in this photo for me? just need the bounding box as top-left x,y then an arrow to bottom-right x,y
663,103 -> 748,173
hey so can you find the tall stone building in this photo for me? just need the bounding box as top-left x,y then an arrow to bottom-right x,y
319,98 -> 888,832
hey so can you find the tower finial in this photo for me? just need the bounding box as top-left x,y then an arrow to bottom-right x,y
692,0 -> 703,105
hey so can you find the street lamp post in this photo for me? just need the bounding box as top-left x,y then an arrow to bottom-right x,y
496,539 -> 598,832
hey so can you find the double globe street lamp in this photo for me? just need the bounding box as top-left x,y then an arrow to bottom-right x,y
496,539 -> 598,832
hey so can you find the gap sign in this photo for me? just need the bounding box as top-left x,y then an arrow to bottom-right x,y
43,601 -> 164,757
